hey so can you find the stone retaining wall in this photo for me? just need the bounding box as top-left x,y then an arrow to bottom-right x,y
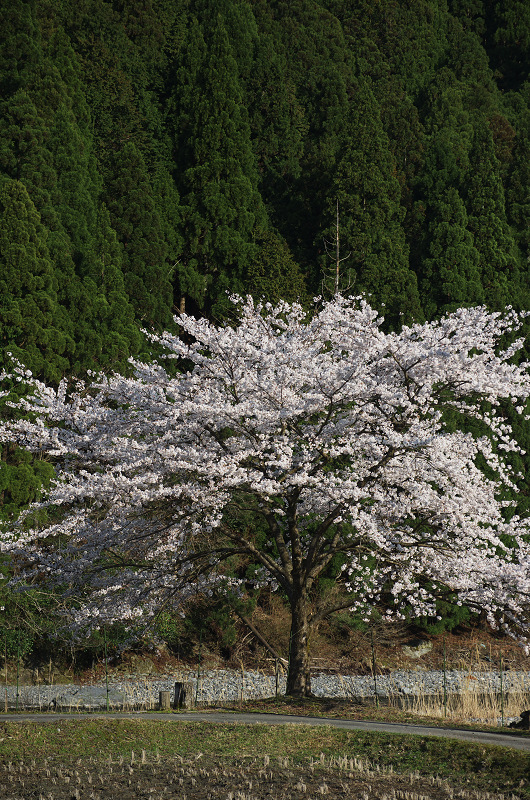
1,667 -> 529,712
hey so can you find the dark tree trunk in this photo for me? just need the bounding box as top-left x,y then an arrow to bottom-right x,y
286,595 -> 312,696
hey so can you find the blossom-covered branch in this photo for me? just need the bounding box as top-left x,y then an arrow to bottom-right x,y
1,296 -> 530,695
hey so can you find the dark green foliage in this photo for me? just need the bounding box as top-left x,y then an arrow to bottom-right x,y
154,611 -> 186,654
169,5 -> 268,317
332,611 -> 369,635
60,0 -> 150,171
75,623 -> 136,666
0,179 -> 65,523
0,0 -> 140,376
73,203 -> 142,371
246,227 -> 308,304
0,0 -> 41,98
237,14 -> 305,236
319,79 -> 423,325
153,595 -> 251,659
105,142 -> 173,329
0,179 -> 70,381
484,0 -> 530,90
0,554 -> 59,663
414,82 -> 482,316
463,118 -> 520,309
2,0 -> 529,333
416,598 -> 473,635
0,444 -> 54,521
420,185 -> 483,316
506,131 -> 530,262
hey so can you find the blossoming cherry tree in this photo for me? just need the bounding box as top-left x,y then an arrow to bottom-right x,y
2,296 -> 530,695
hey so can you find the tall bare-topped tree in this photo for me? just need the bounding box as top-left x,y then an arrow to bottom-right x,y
321,200 -> 352,297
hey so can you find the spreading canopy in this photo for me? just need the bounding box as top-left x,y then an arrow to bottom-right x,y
2,295 -> 530,694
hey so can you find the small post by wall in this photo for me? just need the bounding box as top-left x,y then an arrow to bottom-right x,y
174,680 -> 195,709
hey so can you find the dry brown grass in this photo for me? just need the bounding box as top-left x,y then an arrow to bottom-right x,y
397,676 -> 530,726
0,750 -> 524,800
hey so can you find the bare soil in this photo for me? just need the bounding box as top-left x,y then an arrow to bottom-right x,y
0,752 -> 521,800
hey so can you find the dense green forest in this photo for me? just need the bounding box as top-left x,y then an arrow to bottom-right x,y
3,0 -> 530,366
2,0 -> 530,656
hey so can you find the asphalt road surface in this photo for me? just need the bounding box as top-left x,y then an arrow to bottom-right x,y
1,710 -> 530,751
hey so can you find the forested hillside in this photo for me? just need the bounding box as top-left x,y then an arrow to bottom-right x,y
2,0 -> 530,512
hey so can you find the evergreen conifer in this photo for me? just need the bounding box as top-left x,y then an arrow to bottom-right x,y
106,141 -> 173,329
464,119 -> 520,309
0,179 -> 69,381
320,79 -> 422,325
170,8 -> 270,316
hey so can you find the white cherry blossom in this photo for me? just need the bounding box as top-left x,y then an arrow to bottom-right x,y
1,296 -> 530,695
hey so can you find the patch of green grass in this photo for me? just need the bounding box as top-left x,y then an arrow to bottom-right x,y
0,718 -> 528,796
350,731 -> 529,795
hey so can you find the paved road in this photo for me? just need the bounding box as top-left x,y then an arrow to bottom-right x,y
1,710 -> 530,752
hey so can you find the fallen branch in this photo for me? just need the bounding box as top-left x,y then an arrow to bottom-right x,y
234,611 -> 288,669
